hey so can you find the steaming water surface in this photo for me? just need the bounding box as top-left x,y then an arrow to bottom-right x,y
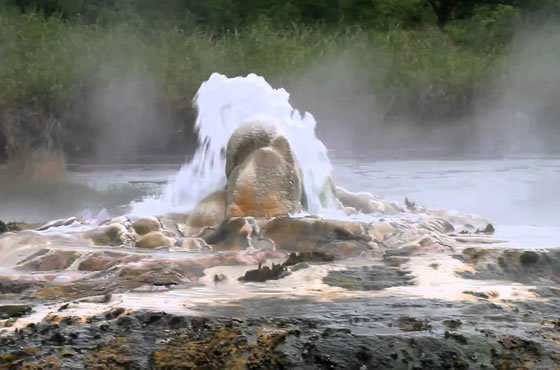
2,156 -> 558,249
332,155 -> 560,248
4,155 -> 551,247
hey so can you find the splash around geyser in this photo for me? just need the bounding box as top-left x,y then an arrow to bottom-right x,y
131,72 -> 337,217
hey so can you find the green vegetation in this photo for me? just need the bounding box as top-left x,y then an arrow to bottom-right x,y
0,0 -> 558,161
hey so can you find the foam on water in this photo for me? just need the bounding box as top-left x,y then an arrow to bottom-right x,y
130,73 -> 337,216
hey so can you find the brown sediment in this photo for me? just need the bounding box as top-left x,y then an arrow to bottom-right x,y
84,337 -> 136,370
150,327 -> 245,369
0,148 -> 67,185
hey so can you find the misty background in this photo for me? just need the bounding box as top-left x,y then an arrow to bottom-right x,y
0,0 -> 559,165
289,23 -> 560,159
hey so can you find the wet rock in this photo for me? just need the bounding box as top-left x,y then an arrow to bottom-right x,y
240,252 -> 334,283
284,251 -> 334,266
323,265 -> 415,291
201,217 -> 252,251
77,252 -> 143,271
445,331 -> 468,344
531,286 -> 560,298
443,319 -> 462,329
383,256 -> 410,267
368,222 -> 394,242
150,327 -> 247,369
397,316 -> 432,332
1,307 -> 560,369
383,245 -> 418,257
404,197 -> 417,211
37,217 -> 79,231
116,261 -> 193,287
239,262 -> 288,282
187,190 -> 227,230
476,223 -> 495,234
136,231 -> 175,249
381,226 -> 444,254
226,121 -> 303,217
0,278 -> 44,294
19,250 -> 80,271
84,223 -> 134,247
84,337 -> 138,369
0,221 -> 39,232
315,240 -> 369,257
428,209 -> 491,230
78,293 -> 112,304
213,274 -> 227,284
419,218 -> 455,234
464,290 -> 490,299
335,186 -> 385,214
132,216 -> 161,235
520,250 -> 540,266
458,247 -> 560,284
32,285 -> 78,300
0,305 -> 33,320
179,237 -> 210,251
262,217 -> 370,256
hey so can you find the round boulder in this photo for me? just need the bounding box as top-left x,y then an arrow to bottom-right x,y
132,217 -> 161,236
136,231 -> 175,249
226,124 -> 303,217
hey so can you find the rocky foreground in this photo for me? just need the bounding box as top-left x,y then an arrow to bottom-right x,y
1,119 -> 559,368
1,206 -> 560,369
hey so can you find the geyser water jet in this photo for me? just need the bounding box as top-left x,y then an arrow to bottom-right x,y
130,73 -> 337,216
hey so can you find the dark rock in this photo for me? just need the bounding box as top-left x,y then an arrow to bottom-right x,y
520,251 -> 539,266
0,278 -> 44,294
458,247 -> 560,285
0,307 -> 559,369
239,262 -> 288,282
404,197 -> 416,210
444,331 -> 468,344
261,217 -> 370,256
239,252 -> 334,283
476,224 -> 495,234
213,274 -> 227,284
323,265 -> 415,291
104,308 -> 126,320
397,316 -> 432,332
531,286 -> 560,298
464,290 -> 490,299
443,319 -> 462,329
0,305 -> 33,320
284,251 -> 335,267
384,256 -> 410,267
384,246 -> 418,257
202,217 -> 252,251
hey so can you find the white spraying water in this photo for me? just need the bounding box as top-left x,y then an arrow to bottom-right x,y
130,73 -> 336,216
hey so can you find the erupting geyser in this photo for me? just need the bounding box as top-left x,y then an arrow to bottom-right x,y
131,73 -> 338,217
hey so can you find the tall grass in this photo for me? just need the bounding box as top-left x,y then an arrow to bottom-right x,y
0,11 -> 507,114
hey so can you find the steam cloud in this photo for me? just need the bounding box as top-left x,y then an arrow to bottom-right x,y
286,22 -> 560,160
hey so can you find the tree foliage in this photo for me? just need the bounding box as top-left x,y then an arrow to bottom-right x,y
2,0 -> 555,30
